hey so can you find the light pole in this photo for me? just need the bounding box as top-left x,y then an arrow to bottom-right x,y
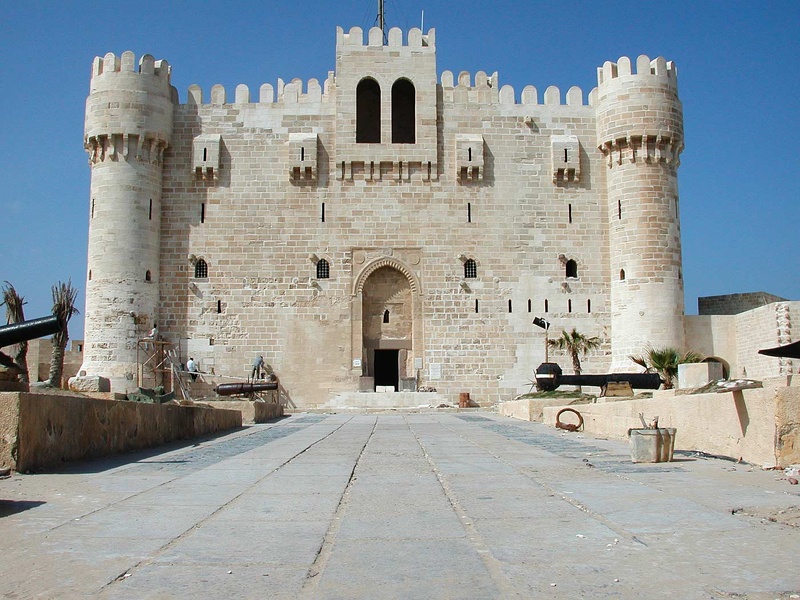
533,317 -> 551,363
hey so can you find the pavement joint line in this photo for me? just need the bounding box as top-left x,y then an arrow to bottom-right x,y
405,414 -> 524,600
43,416 -> 325,536
97,415 -> 356,595
299,416 -> 378,598
435,414 -> 650,547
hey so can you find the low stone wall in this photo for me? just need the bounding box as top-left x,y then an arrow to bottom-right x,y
536,384 -> 800,467
498,398 -> 591,422
201,400 -> 284,423
254,401 -> 284,423
0,392 -> 242,472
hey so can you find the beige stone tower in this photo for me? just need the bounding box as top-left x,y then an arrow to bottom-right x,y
79,52 -> 174,392
596,56 -> 685,369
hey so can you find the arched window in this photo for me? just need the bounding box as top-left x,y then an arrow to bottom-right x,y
145,270 -> 152,282
565,259 -> 578,278
619,269 -> 626,281
316,259 -> 330,279
383,310 -> 390,323
194,259 -> 208,279
391,78 -> 415,143
464,259 -> 477,279
356,78 -> 381,143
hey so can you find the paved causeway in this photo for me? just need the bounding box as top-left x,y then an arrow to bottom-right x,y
2,413 -> 799,599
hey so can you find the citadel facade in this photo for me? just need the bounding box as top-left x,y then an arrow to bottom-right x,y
78,25 -> 689,406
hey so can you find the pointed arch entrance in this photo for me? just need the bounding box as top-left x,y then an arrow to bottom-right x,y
352,257 -> 422,391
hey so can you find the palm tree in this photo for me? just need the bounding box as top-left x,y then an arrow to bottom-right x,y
629,346 -> 703,390
548,328 -> 601,376
47,280 -> 80,388
1,281 -> 29,382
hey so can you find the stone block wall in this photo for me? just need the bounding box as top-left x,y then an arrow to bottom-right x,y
0,392 -> 241,472
699,292 -> 788,316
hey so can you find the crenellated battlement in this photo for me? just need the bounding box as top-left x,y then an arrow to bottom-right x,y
185,72 -> 334,107
597,55 -> 677,89
90,51 -> 171,83
440,70 -> 595,107
336,26 -> 435,49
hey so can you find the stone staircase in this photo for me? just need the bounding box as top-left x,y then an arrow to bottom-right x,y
317,391 -> 453,411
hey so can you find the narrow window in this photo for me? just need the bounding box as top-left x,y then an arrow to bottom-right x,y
508,300 -> 512,313
88,270 -> 92,281
568,299 -> 572,313
300,147 -> 305,161
391,78 -> 415,144
91,199 -> 95,218
566,259 -> 578,278
587,299 -> 592,313
356,78 -> 381,143
203,147 -> 207,161
195,259 -> 208,279
568,203 -> 572,223
527,299 -> 532,313
564,148 -> 569,163
316,259 -> 330,279
464,259 -> 477,279
145,270 -> 152,282
618,200 -> 622,220
201,203 -> 205,223
619,269 -> 626,281
149,199 -> 152,220
468,147 -> 472,162
217,299 -> 222,314
475,299 -> 479,313
544,299 -> 549,313
321,202 -> 325,223
383,310 -> 390,323
467,202 -> 472,223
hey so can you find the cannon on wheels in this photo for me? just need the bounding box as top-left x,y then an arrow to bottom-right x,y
534,362 -> 661,393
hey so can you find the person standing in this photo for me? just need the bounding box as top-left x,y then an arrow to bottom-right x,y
187,357 -> 198,382
251,355 -> 264,380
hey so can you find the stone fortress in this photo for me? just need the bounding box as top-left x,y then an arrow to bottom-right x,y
74,24 -> 796,407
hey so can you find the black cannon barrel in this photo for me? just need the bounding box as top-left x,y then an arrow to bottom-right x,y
534,362 -> 661,391
215,382 -> 278,396
0,315 -> 63,348
557,373 -> 662,390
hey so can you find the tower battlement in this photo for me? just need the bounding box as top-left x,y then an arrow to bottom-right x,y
90,51 -> 171,86
336,26 -> 435,49
597,55 -> 677,90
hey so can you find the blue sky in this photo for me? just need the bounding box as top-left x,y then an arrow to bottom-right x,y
1,1 -> 798,341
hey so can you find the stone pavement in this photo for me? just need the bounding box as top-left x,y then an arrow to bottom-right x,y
1,412 -> 799,599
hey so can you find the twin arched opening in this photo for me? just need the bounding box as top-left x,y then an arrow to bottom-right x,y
356,77 -> 416,144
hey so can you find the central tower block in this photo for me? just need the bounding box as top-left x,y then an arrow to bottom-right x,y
79,51 -> 174,392
596,56 -> 685,369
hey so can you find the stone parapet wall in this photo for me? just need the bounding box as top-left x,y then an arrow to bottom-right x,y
699,292 -> 788,316
0,392 -> 241,472
533,383 -> 800,466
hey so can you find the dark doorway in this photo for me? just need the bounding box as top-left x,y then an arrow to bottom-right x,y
374,349 -> 399,391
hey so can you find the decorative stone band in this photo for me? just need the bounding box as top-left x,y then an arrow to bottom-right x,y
598,133 -> 683,169
352,256 -> 421,296
85,133 -> 169,166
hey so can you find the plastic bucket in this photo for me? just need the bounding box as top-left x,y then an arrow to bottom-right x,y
629,428 -> 676,463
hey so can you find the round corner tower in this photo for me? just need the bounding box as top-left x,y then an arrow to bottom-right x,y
596,55 -> 685,370
79,51 -> 174,392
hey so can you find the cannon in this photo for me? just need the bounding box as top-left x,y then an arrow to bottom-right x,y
534,362 -> 662,392
214,381 -> 279,396
0,315 -> 64,348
